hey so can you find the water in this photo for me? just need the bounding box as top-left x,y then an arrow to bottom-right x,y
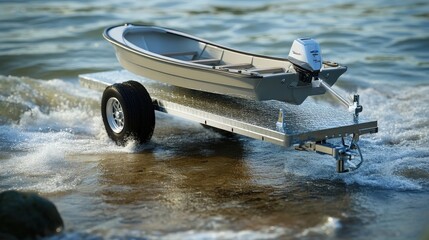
1,0 -> 429,239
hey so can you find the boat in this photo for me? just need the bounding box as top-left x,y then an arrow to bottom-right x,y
103,23 -> 347,105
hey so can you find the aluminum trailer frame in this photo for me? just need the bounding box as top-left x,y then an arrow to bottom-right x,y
79,70 -> 378,173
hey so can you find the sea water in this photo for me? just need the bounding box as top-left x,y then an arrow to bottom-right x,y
1,0 -> 429,239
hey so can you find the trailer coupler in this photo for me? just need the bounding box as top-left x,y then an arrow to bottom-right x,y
295,134 -> 363,173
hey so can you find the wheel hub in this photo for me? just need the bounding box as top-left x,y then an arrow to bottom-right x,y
106,97 -> 124,133
114,111 -> 123,119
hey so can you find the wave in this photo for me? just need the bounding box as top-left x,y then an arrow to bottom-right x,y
0,76 -> 114,193
45,216 -> 342,240
0,75 -> 428,193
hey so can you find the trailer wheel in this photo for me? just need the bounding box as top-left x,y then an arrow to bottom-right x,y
101,81 -> 155,145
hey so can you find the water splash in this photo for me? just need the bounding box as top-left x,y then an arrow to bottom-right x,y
278,84 -> 429,190
296,216 -> 341,238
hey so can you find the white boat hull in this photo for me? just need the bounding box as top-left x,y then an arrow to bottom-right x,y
104,24 -> 347,104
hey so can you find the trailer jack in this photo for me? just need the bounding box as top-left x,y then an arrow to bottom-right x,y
295,134 -> 363,173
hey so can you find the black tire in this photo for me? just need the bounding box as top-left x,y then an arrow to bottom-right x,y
101,81 -> 155,145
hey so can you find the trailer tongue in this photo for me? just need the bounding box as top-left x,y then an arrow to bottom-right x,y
79,70 -> 377,173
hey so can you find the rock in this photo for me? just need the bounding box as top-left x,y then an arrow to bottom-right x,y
0,190 -> 64,239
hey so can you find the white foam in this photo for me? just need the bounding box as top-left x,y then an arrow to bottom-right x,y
42,78 -> 101,102
1,130 -> 81,192
71,226 -> 288,240
47,226 -> 289,240
157,227 -> 288,240
339,85 -> 429,189
0,76 -> 141,193
359,85 -> 429,146
273,84 -> 429,190
280,145 -> 422,190
297,216 -> 341,238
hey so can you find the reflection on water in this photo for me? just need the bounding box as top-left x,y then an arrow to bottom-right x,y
90,121 -> 355,236
93,136 -> 354,236
98,137 -> 248,205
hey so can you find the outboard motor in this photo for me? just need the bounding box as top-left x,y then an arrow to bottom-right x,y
288,38 -> 322,85
288,38 -> 363,119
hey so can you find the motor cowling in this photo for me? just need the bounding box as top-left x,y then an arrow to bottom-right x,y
288,38 -> 322,84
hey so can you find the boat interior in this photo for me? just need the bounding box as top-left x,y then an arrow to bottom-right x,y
123,27 -> 294,76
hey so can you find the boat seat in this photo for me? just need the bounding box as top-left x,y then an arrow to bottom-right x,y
250,67 -> 285,74
161,51 -> 198,58
217,63 -> 253,69
190,58 -> 220,65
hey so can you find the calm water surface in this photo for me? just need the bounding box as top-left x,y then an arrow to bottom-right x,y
1,0 -> 429,239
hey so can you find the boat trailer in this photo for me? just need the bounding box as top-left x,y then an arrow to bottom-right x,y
79,70 -> 377,173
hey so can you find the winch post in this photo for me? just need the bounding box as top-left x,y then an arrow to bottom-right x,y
319,79 -> 363,120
